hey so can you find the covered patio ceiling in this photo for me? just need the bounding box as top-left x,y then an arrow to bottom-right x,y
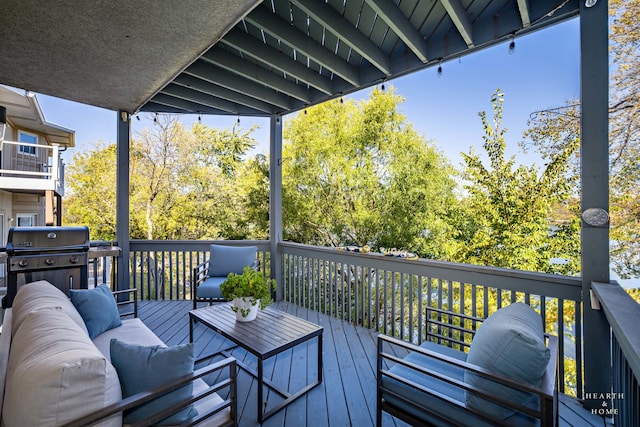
0,0 -> 579,117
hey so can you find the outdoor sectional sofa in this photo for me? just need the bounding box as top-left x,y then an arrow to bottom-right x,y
377,303 -> 558,426
0,280 -> 236,426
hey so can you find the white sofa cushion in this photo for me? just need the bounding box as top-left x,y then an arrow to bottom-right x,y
2,308 -> 122,427
0,309 -> 12,416
93,318 -> 166,362
11,280 -> 88,336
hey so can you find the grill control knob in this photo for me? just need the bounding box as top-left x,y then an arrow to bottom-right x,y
45,258 -> 55,266
70,255 -> 79,264
18,259 -> 28,267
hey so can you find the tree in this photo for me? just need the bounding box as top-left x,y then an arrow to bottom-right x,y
454,90 -> 579,274
64,143 -> 119,240
63,117 -> 267,241
282,86 -> 458,257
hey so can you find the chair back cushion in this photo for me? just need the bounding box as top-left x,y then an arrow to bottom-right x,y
465,303 -> 550,419
208,245 -> 257,277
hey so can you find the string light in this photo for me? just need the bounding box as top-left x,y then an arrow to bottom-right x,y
437,60 -> 443,77
237,115 -> 240,124
508,35 -> 516,54
198,114 -> 202,122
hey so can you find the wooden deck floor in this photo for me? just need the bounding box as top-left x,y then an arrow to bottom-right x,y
138,300 -> 611,427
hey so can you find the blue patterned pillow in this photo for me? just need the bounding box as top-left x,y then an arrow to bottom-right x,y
70,285 -> 122,339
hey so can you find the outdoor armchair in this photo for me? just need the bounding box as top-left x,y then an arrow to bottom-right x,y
192,244 -> 259,310
377,303 -> 558,426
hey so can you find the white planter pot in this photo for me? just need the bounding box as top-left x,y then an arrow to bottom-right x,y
232,297 -> 260,322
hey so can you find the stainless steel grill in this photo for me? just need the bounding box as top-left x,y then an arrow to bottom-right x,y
4,226 -> 90,308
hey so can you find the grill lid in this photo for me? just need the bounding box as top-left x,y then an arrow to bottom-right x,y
6,226 -> 90,253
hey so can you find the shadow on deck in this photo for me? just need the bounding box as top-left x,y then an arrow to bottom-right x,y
138,300 -> 610,427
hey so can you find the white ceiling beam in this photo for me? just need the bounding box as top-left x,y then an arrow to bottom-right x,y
440,0 -> 474,47
365,0 -> 429,63
516,0 -> 531,28
292,0 -> 392,75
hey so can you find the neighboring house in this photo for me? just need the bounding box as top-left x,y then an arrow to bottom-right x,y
0,85 -> 74,245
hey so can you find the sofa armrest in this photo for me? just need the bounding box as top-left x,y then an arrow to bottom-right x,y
377,334 -> 558,426
62,356 -> 237,427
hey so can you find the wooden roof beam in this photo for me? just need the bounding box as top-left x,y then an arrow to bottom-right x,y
185,60 -> 292,110
292,0 -> 392,75
244,5 -> 361,87
364,0 -> 429,63
221,29 -> 334,95
172,74 -> 277,114
516,0 -> 531,28
201,46 -> 312,103
440,0 -> 474,47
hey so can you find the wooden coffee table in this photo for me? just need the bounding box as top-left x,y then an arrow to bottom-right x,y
189,302 -> 323,422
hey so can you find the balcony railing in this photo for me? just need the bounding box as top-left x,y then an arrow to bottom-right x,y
128,240 -> 271,301
126,240 -> 640,404
279,242 -> 583,396
591,281 -> 640,425
128,240 -> 583,395
0,139 -> 64,194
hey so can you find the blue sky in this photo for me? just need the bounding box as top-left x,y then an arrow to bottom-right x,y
33,18 -> 580,169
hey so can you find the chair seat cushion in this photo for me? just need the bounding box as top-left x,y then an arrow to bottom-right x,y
196,277 -> 226,299
383,341 -> 472,427
384,340 -> 541,427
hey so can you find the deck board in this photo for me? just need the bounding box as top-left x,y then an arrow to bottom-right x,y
138,300 -> 610,427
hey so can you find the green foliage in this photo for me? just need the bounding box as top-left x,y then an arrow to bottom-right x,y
454,90 -> 579,274
64,143 -> 119,240
282,86 -> 458,258
64,116 -> 268,241
220,266 -> 276,310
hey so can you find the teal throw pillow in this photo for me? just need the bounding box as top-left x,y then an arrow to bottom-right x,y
110,340 -> 198,425
70,284 -> 122,339
465,303 -> 550,419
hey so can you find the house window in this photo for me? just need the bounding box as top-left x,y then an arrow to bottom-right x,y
18,131 -> 38,155
17,214 -> 37,227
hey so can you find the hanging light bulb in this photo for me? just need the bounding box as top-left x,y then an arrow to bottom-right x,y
237,116 -> 240,124
198,114 -> 202,123
437,60 -> 443,77
508,36 -> 516,54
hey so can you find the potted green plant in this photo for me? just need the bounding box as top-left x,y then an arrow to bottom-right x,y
220,266 -> 276,321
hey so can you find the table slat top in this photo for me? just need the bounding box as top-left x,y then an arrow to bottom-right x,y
190,302 -> 323,358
